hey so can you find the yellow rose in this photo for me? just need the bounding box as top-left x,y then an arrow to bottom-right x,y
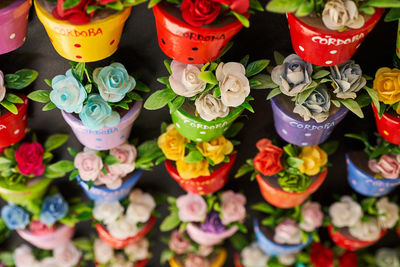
297,146 -> 327,176
373,67 -> 400,105
158,125 -> 188,161
176,159 -> 210,179
196,136 -> 234,165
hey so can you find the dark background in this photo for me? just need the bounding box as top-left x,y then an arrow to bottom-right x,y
1,2 -> 399,266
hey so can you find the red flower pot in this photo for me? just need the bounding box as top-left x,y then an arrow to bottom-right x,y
287,9 -> 384,66
0,95 -> 28,148
255,169 -> 327,209
165,153 -> 236,195
234,253 -> 243,267
95,216 -> 156,249
372,103 -> 400,145
327,224 -> 386,251
397,227 -> 400,237
152,3 -> 248,64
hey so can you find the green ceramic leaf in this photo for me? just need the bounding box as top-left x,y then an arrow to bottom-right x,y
246,60 -> 270,77
144,88 -> 177,110
48,160 -> 75,173
0,101 -> 17,114
232,11 -> 250,28
160,211 -> 180,232
5,93 -> 23,104
28,90 -> 50,103
340,99 -> 364,118
45,134 -> 69,152
5,69 -> 38,90
184,151 -> 204,163
266,0 -> 302,13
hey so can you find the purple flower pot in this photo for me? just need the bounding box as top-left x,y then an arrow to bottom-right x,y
270,96 -> 348,146
0,0 -> 31,54
61,101 -> 142,150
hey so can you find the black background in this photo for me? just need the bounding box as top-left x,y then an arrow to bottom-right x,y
1,2 -> 399,266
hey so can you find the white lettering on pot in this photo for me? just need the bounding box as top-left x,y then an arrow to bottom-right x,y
289,121 -> 335,130
311,33 -> 364,46
183,119 -> 228,130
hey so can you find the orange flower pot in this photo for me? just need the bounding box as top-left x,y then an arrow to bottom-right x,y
168,248 -> 227,267
255,169 -> 328,209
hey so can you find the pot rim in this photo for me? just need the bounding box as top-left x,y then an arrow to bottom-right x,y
372,103 -> 400,124
172,105 -> 245,125
169,248 -> 227,267
327,224 -> 386,244
0,0 -> 30,18
0,177 -> 51,193
0,95 -> 28,121
17,223 -> 74,237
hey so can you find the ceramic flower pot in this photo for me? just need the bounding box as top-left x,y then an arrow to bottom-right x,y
270,96 -> 348,147
17,224 -> 75,250
397,227 -> 400,238
152,2 -> 248,64
234,253 -> 242,267
346,154 -> 400,197
61,101 -> 142,150
0,0 -> 31,54
77,170 -> 143,203
95,216 -> 156,249
168,249 -> 227,267
0,177 -> 52,206
287,9 -> 384,66
327,224 -> 386,251
34,0 -> 131,62
255,169 -> 327,209
96,260 -> 148,267
254,220 -> 312,256
0,95 -> 28,148
165,154 -> 236,195
171,106 -> 244,142
185,222 -> 238,246
372,103 -> 400,145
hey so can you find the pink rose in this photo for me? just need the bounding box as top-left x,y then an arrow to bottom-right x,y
15,142 -> 45,176
13,244 -> 36,267
108,143 -> 137,177
220,190 -> 246,225
184,254 -> 210,267
29,220 -> 55,236
198,245 -> 214,257
299,202 -> 323,232
368,154 -> 400,179
53,242 -> 82,267
168,231 -> 191,254
176,193 -> 207,222
97,166 -> 122,189
74,151 -> 103,181
0,71 -> 5,102
274,219 -> 302,245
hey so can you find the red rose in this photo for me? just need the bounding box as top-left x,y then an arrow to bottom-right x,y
15,142 -> 45,176
98,0 -> 118,4
310,243 -> 334,267
181,0 -> 221,27
53,0 -> 96,25
339,251 -> 358,267
253,138 -> 283,176
29,220 -> 55,236
213,0 -> 249,14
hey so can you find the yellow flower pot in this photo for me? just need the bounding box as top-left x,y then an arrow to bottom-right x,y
168,249 -> 227,267
34,0 -> 131,62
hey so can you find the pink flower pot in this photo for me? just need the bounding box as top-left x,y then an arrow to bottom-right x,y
186,222 -> 238,246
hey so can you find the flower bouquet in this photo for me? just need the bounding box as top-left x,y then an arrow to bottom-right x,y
0,0 -> 32,55
265,53 -> 376,146
0,68 -> 38,148
327,195 -> 399,251
34,0 -> 144,62
93,189 -> 156,249
345,132 -> 400,197
236,138 -> 336,208
0,133 -> 72,206
308,242 -> 358,267
266,0 -> 400,66
145,57 -> 270,141
28,62 -> 148,150
157,123 -> 238,195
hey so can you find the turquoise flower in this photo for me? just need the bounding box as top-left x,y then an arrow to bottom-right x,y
93,62 -> 135,103
1,205 -> 29,230
40,193 -> 68,226
50,69 -> 87,113
79,94 -> 120,130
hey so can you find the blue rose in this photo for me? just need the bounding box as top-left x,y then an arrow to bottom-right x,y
40,193 -> 69,226
1,205 -> 29,230
50,69 -> 87,113
93,62 -> 135,103
79,94 -> 120,130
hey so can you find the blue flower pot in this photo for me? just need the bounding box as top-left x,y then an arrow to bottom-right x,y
346,154 -> 400,197
77,170 -> 143,202
253,219 -> 312,256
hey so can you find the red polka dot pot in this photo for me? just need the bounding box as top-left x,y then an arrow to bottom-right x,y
372,103 -> 400,145
164,154 -> 236,195
152,2 -> 248,64
95,216 -> 156,249
327,224 -> 386,251
0,95 -> 29,148
287,9 -> 384,66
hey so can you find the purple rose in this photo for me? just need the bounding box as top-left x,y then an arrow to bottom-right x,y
201,211 -> 225,234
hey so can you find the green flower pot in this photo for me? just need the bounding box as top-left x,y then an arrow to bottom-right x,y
0,178 -> 52,205
170,106 -> 245,142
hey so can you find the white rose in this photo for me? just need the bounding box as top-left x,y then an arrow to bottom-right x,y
53,242 -> 82,267
216,62 -> 250,107
39,258 -> 61,267
169,60 -> 206,97
349,217 -> 381,241
93,201 -> 124,225
126,203 -> 152,224
376,248 -> 400,267
194,93 -> 230,121
278,253 -> 297,266
94,238 -> 114,264
322,0 -> 364,30
241,243 -> 269,267
13,244 -> 36,267
124,238 -> 149,262
329,196 -> 363,227
129,189 -> 156,210
112,253 -> 134,267
108,216 -> 139,239
377,197 -> 399,229
198,245 -> 214,257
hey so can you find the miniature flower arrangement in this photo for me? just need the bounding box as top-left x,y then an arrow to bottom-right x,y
93,189 -> 156,249
308,242 -> 358,267
34,0 -> 144,61
359,247 -> 400,267
0,68 -> 38,148
266,0 -> 400,66
327,195 -> 399,251
145,56 -> 270,141
28,62 -> 148,150
345,132 -> 400,196
157,123 -> 239,195
0,133 -> 72,205
265,52 -> 376,146
236,138 -> 336,208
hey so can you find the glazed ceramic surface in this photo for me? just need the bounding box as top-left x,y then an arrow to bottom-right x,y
168,249 -> 227,267
0,96 -> 28,148
372,104 -> 400,145
186,222 -> 238,246
17,225 -> 75,250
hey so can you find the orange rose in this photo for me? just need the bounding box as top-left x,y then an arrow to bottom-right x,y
253,138 -> 283,176
373,67 -> 400,106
